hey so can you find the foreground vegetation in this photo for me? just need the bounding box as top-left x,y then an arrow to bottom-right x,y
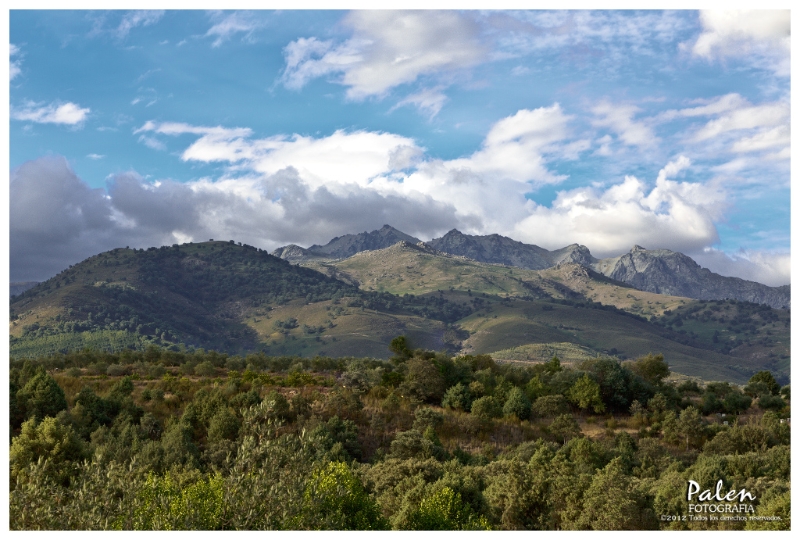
9,343 -> 790,530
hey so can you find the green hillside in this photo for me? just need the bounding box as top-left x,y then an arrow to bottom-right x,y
9,241 -> 470,359
10,240 -> 790,384
306,242 -> 791,384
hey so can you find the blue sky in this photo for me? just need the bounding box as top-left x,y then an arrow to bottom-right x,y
7,9 -> 792,285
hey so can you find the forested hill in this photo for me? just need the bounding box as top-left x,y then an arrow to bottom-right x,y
9,241 -> 472,357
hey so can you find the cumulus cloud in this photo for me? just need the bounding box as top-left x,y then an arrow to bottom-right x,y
511,171 -> 726,258
10,43 -> 21,80
136,120 -> 420,190
10,156 -> 462,281
13,104 -> 785,286
691,10 -> 790,75
205,11 -> 266,48
281,10 -> 487,100
692,249 -> 790,287
11,101 -> 90,125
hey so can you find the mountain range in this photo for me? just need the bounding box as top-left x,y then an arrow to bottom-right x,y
272,225 -> 790,310
9,226 -> 791,384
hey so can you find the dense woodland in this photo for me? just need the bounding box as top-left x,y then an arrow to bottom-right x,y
9,341 -> 790,530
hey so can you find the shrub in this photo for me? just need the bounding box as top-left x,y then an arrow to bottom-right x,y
470,396 -> 501,419
442,383 -> 472,411
502,387 -> 531,420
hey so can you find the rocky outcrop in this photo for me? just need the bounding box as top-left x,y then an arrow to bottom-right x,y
273,227 -> 790,309
306,225 -> 421,259
427,229 -> 596,270
593,246 -> 790,309
270,244 -> 320,263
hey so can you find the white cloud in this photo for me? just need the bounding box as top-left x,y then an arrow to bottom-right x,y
87,153 -> 105,160
134,105 -> 587,236
512,171 -> 726,258
115,10 -> 164,40
10,156 -> 461,281
14,109 -> 783,286
730,125 -> 790,154
690,10 -> 790,76
692,101 -> 788,142
591,102 -> 657,149
205,11 -> 265,48
656,155 -> 691,183
137,135 -> 167,151
11,101 -> 90,125
692,10 -> 790,57
137,120 -> 417,189
693,248 -> 790,287
391,88 -> 448,119
10,43 -> 21,80
281,10 -> 487,99
491,11 -> 689,67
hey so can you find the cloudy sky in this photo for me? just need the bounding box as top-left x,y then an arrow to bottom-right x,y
7,8 -> 792,285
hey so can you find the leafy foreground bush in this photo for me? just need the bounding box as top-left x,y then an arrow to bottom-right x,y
8,348 -> 791,530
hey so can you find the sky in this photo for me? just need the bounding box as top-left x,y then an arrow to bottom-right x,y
6,8 -> 793,286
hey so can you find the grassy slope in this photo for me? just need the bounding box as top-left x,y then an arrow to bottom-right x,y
308,244 -> 790,384
11,240 -> 790,383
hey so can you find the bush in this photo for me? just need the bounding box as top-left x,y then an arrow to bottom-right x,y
502,387 -> 531,420
17,370 -> 68,422
403,486 -> 490,530
531,395 -> 569,418
298,462 -> 387,530
194,362 -> 216,377
11,416 -> 87,486
757,394 -> 786,411
442,383 -> 472,411
106,364 -> 127,377
470,396 -> 501,419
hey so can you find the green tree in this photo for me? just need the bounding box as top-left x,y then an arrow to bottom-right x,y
10,416 -> 87,486
677,406 -> 706,450
124,472 -> 225,530
399,358 -> 446,403
299,462 -> 387,530
389,335 -> 412,363
17,370 -> 68,421
531,395 -> 569,418
404,486 -> 490,530
441,383 -> 472,411
566,374 -> 605,413
502,387 -> 531,420
549,414 -> 581,444
207,406 -> 241,442
628,353 -> 670,386
748,371 -> 780,395
573,458 -> 656,530
470,396 -> 501,419
745,487 -> 790,531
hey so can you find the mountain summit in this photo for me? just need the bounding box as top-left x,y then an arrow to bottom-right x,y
426,229 -> 596,270
593,246 -> 790,309
304,225 -> 421,259
273,226 -> 789,309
